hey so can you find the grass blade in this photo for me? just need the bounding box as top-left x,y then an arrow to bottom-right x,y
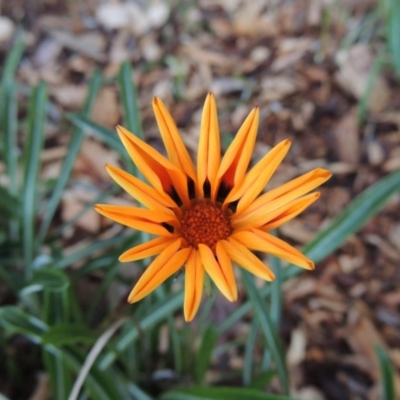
376,346 -> 396,400
66,113 -> 128,161
388,0 -> 400,77
99,291 -> 184,369
22,81 -> 48,276
241,270 -> 289,394
160,386 -> 298,400
118,61 -> 143,138
243,319 -> 259,386
195,324 -> 218,384
38,70 -> 103,242
0,30 -> 25,88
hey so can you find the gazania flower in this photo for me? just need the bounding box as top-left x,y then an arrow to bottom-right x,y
95,93 -> 331,321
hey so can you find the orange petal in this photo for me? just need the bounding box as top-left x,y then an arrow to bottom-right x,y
119,235 -> 179,262
106,164 -> 176,213
233,192 -> 320,230
215,241 -> 237,300
262,192 -> 320,231
198,243 -> 236,301
236,168 -> 331,218
221,238 -> 275,281
184,249 -> 204,321
117,125 -> 190,207
153,97 -> 197,185
128,239 -> 190,302
216,107 -> 259,196
197,93 -> 220,199
232,229 -> 314,270
94,204 -> 176,236
224,140 -> 291,213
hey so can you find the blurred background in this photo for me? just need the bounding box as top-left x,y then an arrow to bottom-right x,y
0,1 -> 399,399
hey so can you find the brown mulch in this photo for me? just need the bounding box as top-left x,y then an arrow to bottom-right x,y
1,1 -> 400,399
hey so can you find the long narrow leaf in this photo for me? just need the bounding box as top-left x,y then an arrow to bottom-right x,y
243,319 -> 259,386
388,0 -> 400,77
22,81 -> 48,276
241,270 -> 289,394
376,346 -> 396,400
195,324 -> 218,385
99,291 -> 184,369
66,113 -> 129,161
118,61 -> 143,138
38,70 -> 103,242
160,386 -> 298,400
0,30 -> 25,87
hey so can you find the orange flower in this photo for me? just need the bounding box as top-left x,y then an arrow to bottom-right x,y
95,94 -> 331,321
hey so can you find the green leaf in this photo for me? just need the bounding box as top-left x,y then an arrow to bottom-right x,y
99,291 -> 184,370
66,113 -> 128,161
388,0 -> 400,77
0,29 -> 25,88
376,346 -> 396,400
31,268 -> 70,292
43,350 -> 72,400
243,319 -> 259,386
241,271 -> 289,394
0,186 -> 19,216
38,69 -> 103,242
159,387 -> 298,400
118,61 -> 143,138
42,323 -> 97,346
0,306 -> 47,340
22,81 -> 48,275
195,324 -> 219,384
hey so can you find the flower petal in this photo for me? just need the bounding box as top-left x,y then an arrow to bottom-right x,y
198,243 -> 236,301
94,204 -> 176,236
222,238 -> 275,281
232,229 -> 314,270
119,235 -> 179,262
153,97 -> 197,185
128,239 -> 190,303
233,192 -> 320,230
117,125 -> 190,207
184,249 -> 204,321
106,164 -> 176,212
236,168 -> 331,218
262,192 -> 320,231
224,140 -> 291,213
197,93 -> 220,199
216,107 -> 259,199
215,241 -> 237,300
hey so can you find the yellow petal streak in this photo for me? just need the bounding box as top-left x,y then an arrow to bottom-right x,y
198,243 -> 237,301
232,229 -> 314,270
262,192 -> 320,231
153,97 -> 197,183
236,168 -> 331,218
221,238 -> 275,281
233,192 -> 320,230
184,250 -> 204,321
197,93 -> 220,199
217,107 -> 259,189
224,140 -> 291,213
117,125 -> 190,206
128,239 -> 190,303
106,164 -> 176,213
119,235 -> 179,262
94,204 -> 176,236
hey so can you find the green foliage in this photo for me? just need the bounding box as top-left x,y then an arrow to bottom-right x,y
376,346 -> 396,400
1,28 -> 400,400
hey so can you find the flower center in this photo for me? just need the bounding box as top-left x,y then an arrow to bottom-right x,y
180,202 -> 232,249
